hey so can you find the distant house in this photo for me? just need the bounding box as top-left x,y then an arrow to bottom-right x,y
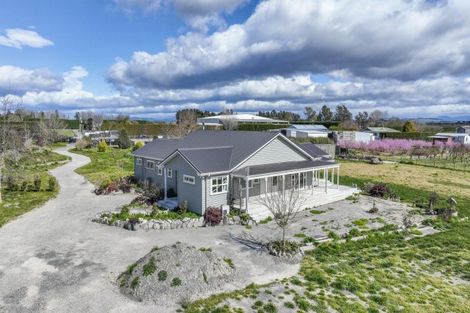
429,133 -> 470,145
84,130 -> 119,145
197,114 -> 288,128
456,126 -> 470,134
281,124 -> 330,138
132,130 -> 355,220
333,131 -> 374,143
364,127 -> 400,140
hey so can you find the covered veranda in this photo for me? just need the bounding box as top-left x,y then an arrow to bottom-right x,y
231,160 -> 342,215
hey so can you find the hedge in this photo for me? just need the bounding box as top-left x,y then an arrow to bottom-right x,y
385,132 -> 435,140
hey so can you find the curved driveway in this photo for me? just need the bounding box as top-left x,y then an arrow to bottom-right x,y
0,146 -> 297,313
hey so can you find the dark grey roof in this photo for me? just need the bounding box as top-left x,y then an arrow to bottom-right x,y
179,147 -> 233,173
133,130 -> 333,174
133,130 -> 278,167
294,142 -> 330,158
233,160 -> 335,177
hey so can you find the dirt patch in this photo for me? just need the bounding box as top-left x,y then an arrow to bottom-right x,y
119,243 -> 237,306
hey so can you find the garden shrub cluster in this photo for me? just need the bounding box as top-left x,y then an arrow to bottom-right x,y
94,176 -> 132,195
4,175 -> 56,192
204,207 -> 223,226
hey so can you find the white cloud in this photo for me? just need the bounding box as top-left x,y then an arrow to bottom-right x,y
0,66 -> 62,93
114,0 -> 248,31
108,0 -> 470,89
0,28 -> 53,49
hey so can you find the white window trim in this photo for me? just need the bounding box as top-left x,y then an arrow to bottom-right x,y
183,174 -> 195,185
136,158 -> 142,166
157,167 -> 163,176
167,169 -> 173,178
210,175 -> 229,195
146,160 -> 154,169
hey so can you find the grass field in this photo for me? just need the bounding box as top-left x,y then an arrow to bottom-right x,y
340,160 -> 470,199
0,149 -> 69,227
184,162 -> 470,313
71,147 -> 133,185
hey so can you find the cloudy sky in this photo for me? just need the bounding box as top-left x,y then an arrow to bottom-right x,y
1,0 -> 469,120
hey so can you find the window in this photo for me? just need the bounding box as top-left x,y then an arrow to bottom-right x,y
272,176 -> 278,187
167,169 -> 173,178
157,167 -> 163,176
146,160 -> 154,169
211,176 -> 228,195
136,158 -> 142,166
183,175 -> 195,185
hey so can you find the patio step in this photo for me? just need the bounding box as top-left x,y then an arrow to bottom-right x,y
157,198 -> 178,210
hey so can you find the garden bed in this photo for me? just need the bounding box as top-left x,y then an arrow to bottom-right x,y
92,206 -> 203,231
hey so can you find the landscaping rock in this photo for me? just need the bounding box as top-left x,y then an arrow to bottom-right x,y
118,243 -> 237,305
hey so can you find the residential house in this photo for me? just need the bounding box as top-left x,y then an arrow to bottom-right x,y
132,131 -> 355,220
429,133 -> 470,145
456,126 -> 470,134
84,130 -> 119,145
364,127 -> 400,140
333,131 -> 374,143
281,124 -> 330,139
197,113 -> 288,128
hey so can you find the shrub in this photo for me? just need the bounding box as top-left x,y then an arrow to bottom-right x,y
97,140 -> 108,152
158,270 -> 168,281
48,176 -> 57,191
130,277 -> 139,289
133,141 -> 144,151
33,176 -> 42,191
118,177 -> 131,193
204,207 -> 222,226
6,176 -> 18,191
20,181 -> 28,191
142,257 -> 156,276
75,137 -> 91,150
179,200 -> 188,214
171,277 -> 182,287
363,183 -> 390,198
223,258 -> 235,269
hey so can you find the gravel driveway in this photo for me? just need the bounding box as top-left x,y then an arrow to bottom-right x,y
0,146 -> 298,313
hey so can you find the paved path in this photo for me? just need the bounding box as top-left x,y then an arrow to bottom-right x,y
0,147 -> 297,313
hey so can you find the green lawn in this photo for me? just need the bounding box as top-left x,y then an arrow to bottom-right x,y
0,148 -> 68,227
71,147 -> 133,185
184,163 -> 470,313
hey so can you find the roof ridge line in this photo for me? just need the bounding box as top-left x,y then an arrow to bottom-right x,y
179,146 -> 233,151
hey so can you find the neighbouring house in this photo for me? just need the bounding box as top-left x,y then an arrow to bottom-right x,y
197,113 -> 288,128
281,124 -> 330,139
429,132 -> 470,145
84,130 -> 119,145
364,127 -> 400,140
132,130 -> 355,220
333,131 -> 374,143
456,126 -> 470,134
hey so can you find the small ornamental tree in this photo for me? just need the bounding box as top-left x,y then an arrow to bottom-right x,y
118,129 -> 132,149
257,175 -> 306,251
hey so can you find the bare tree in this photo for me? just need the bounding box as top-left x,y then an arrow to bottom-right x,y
0,96 -> 21,203
221,117 -> 238,130
256,176 -> 306,250
171,110 -> 198,137
92,114 -> 104,130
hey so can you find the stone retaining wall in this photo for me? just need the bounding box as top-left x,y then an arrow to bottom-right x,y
92,212 -> 204,231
